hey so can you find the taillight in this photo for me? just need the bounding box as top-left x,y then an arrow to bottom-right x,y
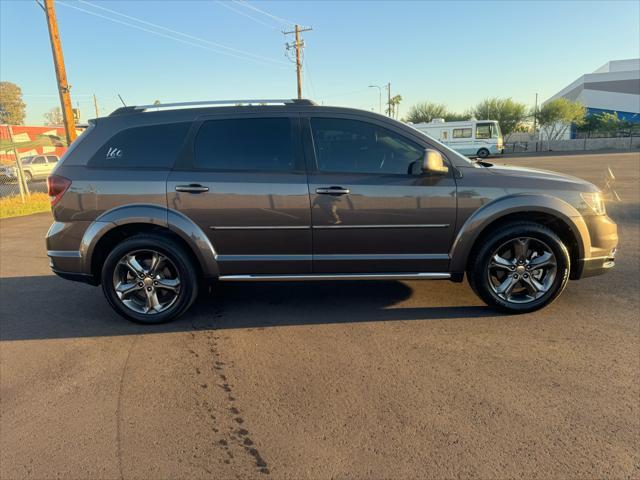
47,175 -> 72,206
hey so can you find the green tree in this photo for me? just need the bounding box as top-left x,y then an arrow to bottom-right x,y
387,94 -> 402,119
406,102 -> 448,123
405,102 -> 469,123
0,81 -> 26,124
471,97 -> 527,140
536,98 -> 586,140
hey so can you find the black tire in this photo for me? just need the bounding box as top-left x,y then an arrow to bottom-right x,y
101,234 -> 199,324
468,222 -> 570,313
477,148 -> 490,159
23,171 -> 33,183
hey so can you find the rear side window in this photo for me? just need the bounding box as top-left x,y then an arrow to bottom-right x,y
453,128 -> 472,138
88,123 -> 190,169
46,156 -> 58,163
194,118 -> 295,171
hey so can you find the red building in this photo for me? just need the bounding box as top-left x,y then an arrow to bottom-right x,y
0,124 -> 84,165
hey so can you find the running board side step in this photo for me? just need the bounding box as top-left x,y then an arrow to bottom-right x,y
218,272 -> 451,282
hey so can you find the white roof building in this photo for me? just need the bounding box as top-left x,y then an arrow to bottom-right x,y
545,59 -> 640,123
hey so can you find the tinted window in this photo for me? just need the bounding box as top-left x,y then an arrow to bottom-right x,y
32,156 -> 46,164
453,128 -> 472,138
89,123 -> 190,169
194,118 -> 294,171
46,156 -> 58,163
310,118 -> 423,175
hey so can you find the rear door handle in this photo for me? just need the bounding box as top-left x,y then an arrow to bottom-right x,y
175,184 -> 209,193
316,186 -> 350,195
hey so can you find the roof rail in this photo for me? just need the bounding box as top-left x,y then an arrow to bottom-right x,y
110,98 -> 316,116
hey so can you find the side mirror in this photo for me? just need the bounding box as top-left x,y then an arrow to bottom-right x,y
422,149 -> 449,175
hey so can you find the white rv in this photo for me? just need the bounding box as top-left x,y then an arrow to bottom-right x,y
410,119 -> 504,158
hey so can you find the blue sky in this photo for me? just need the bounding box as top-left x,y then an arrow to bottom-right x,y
1,0 -> 639,124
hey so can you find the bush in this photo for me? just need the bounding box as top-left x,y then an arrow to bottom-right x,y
0,192 -> 51,218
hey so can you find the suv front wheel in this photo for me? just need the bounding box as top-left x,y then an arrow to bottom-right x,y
101,234 -> 199,323
468,222 -> 570,313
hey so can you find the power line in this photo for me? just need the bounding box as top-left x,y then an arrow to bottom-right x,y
232,0 -> 296,27
77,0 -> 287,65
214,0 -> 280,30
57,1 -> 287,67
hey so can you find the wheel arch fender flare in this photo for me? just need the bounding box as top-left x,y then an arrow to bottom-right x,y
449,194 -> 590,272
79,204 -> 219,277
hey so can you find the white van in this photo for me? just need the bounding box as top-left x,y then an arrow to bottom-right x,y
410,119 -> 504,158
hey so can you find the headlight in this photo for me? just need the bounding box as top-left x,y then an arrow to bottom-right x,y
580,192 -> 606,215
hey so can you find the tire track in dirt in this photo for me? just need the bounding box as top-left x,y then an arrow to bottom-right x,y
190,301 -> 270,476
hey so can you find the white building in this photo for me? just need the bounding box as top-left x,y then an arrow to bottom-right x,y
545,59 -> 640,138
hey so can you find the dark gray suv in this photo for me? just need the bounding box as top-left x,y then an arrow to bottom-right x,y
46,99 -> 618,323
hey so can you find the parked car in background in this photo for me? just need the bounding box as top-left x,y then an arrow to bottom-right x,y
20,155 -> 60,182
410,119 -> 504,158
0,164 -> 17,183
46,99 -> 617,324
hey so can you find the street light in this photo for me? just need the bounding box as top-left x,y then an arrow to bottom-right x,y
368,85 -> 382,114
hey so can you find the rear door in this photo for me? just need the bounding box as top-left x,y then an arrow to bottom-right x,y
167,114 -> 311,275
304,114 -> 457,273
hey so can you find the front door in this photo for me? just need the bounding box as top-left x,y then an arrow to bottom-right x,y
305,115 -> 457,273
167,115 -> 311,275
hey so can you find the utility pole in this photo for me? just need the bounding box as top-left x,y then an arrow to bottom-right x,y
368,85 -> 382,114
533,93 -> 538,136
283,25 -> 312,99
93,93 -> 100,118
43,0 -> 76,145
386,82 -> 391,117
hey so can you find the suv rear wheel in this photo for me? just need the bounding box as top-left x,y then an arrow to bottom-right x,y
468,222 -> 570,313
101,234 -> 198,323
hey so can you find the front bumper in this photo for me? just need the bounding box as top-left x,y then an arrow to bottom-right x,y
577,251 -> 616,278
572,213 -> 618,279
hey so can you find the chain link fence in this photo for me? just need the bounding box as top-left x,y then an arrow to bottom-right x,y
0,124 -> 72,218
504,131 -> 640,155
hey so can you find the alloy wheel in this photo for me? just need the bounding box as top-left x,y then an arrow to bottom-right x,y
112,249 -> 181,314
486,236 -> 557,304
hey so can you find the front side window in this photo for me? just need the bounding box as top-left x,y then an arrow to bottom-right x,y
310,118 -> 424,175
194,117 -> 294,171
476,124 -> 491,139
88,123 -> 190,169
453,128 -> 472,139
476,122 -> 500,139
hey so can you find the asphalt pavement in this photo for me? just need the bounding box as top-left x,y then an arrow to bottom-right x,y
1,152 -> 638,479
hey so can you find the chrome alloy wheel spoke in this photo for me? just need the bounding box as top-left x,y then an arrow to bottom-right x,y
113,249 -> 181,315
487,236 -> 557,304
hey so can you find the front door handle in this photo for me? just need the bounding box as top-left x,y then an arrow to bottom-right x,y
175,184 -> 209,193
316,186 -> 350,195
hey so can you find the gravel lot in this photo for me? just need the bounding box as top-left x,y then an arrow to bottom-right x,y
1,151 -> 638,479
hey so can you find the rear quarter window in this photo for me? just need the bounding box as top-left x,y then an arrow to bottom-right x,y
88,122 -> 190,169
